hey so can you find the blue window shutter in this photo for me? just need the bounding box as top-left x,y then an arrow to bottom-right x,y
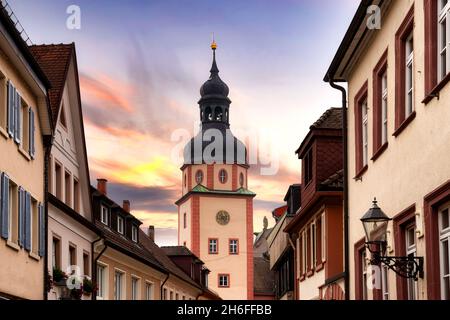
29,108 -> 35,158
24,192 -> 31,252
1,173 -> 10,239
7,81 -> 14,137
38,203 -> 45,257
18,187 -> 24,247
14,89 -> 21,144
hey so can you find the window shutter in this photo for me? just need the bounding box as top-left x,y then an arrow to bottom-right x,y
24,191 -> 31,252
7,81 -> 14,137
14,89 -> 21,144
18,187 -> 24,247
1,173 -> 10,239
29,108 -> 35,158
38,203 -> 45,257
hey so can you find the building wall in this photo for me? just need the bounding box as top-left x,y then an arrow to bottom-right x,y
0,39 -> 46,300
198,195 -> 249,300
178,197 -> 192,248
163,275 -> 200,300
299,267 -> 325,300
346,0 -> 450,299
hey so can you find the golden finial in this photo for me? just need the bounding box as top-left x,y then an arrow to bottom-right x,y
211,32 -> 217,50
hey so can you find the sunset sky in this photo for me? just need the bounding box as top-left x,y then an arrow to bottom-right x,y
10,0 -> 358,245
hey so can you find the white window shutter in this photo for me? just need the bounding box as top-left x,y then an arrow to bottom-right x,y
7,81 -> 14,137
24,191 -> 31,252
38,203 -> 45,257
18,187 -> 24,247
14,89 -> 21,144
0,173 -> 10,239
29,108 -> 35,158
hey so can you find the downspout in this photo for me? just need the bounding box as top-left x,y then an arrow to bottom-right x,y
92,237 -> 107,301
43,135 -> 52,300
328,76 -> 349,301
160,273 -> 170,300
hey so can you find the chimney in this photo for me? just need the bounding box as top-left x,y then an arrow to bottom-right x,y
148,226 -> 155,242
123,200 -> 130,212
97,178 -> 108,195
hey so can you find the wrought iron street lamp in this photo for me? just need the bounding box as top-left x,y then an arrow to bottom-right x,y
361,198 -> 424,280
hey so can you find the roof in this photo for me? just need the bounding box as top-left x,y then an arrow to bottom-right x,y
310,108 -> 343,130
139,230 -> 202,290
324,0 -> 377,82
283,184 -> 301,202
29,44 -> 74,126
319,169 -> 344,190
96,221 -> 166,273
175,184 -> 256,205
254,227 -> 272,248
253,257 -> 275,296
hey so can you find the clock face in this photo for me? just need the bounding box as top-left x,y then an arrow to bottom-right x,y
216,210 -> 230,225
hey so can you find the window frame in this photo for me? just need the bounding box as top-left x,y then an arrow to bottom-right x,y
195,170 -> 204,185
218,274 -> 230,288
100,205 -> 110,226
117,215 -> 124,235
114,269 -> 125,300
218,169 -> 228,184
145,281 -> 154,300
229,238 -> 239,255
96,263 -> 108,300
354,81 -> 369,178
131,225 -> 138,243
208,238 -> 218,254
439,202 -> 450,299
131,276 -> 140,300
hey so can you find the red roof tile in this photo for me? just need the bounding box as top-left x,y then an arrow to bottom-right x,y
29,44 -> 74,126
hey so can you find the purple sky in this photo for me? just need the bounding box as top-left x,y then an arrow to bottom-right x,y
9,0 -> 358,245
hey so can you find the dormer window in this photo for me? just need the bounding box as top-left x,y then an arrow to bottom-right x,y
131,225 -> 138,242
117,216 -> 124,234
304,149 -> 313,185
101,205 -> 109,225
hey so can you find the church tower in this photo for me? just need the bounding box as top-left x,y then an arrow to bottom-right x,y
176,41 -> 255,300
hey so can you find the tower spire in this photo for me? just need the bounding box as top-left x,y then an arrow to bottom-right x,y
210,35 -> 219,75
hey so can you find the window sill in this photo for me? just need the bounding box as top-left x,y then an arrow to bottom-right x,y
299,275 -> 306,282
306,270 -> 314,278
371,142 -> 388,162
393,111 -> 416,138
29,252 -> 40,261
315,262 -> 325,272
0,127 -> 8,139
18,147 -> 31,161
422,72 -> 450,104
354,165 -> 368,180
6,240 -> 20,251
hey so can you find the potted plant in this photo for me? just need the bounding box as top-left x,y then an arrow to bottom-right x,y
70,288 -> 83,300
52,267 -> 67,286
82,276 -> 94,296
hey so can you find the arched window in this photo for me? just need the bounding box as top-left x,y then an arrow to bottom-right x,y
205,107 -> 212,121
195,170 -> 204,184
215,107 -> 223,121
218,169 -> 228,184
225,110 -> 229,123
239,172 -> 244,187
184,173 -> 187,188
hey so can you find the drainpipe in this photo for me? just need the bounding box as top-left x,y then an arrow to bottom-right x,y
328,76 -> 349,301
43,135 -> 52,300
92,237 -> 107,301
160,274 -> 170,300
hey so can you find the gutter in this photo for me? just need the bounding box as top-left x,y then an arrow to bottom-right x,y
327,76 -> 350,301
160,273 -> 170,300
92,237 -> 107,301
43,134 -> 52,300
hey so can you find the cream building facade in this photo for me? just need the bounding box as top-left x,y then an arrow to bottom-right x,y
326,0 -> 450,300
0,7 -> 52,300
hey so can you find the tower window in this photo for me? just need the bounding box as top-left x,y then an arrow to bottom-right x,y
215,107 -> 223,121
239,173 -> 244,187
195,170 -> 204,184
218,169 -> 228,184
205,107 -> 212,121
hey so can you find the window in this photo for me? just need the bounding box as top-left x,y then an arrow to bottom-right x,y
301,231 -> 307,275
439,204 -> 450,299
20,98 -> 29,152
209,238 -> 218,254
97,264 -> 107,300
69,244 -> 77,268
163,288 -> 167,300
169,291 -> 173,300
52,237 -> 61,269
65,170 -> 72,207
0,73 -> 6,131
239,172 -> 244,187
195,170 -> 203,184
60,104 -> 67,128
316,214 -> 325,266
175,293 -> 179,300
405,224 -> 418,299
114,271 -> 124,300
361,249 -> 368,300
405,34 -> 414,117
395,5 -> 415,132
131,225 -> 138,242
310,223 -> 316,268
183,212 -> 187,229
100,205 -> 109,225
354,82 -> 368,176
117,216 -> 124,234
73,178 -> 80,212
131,277 -> 139,300
303,149 -> 313,185
145,282 -> 154,300
382,265 -> 390,300
439,0 -> 450,81
184,173 -> 187,188
218,169 -> 227,184
373,50 -> 388,155
55,162 -> 62,200
83,252 -> 90,276
218,274 -> 230,288
229,239 -> 239,254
